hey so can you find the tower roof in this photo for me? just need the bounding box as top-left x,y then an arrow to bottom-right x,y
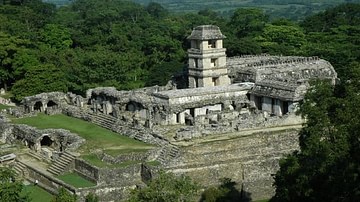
187,25 -> 226,40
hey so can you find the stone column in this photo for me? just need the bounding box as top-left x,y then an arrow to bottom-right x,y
273,99 -> 282,116
262,97 -> 272,113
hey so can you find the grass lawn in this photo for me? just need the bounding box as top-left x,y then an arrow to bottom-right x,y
57,172 -> 96,188
12,113 -> 154,155
22,185 -> 53,202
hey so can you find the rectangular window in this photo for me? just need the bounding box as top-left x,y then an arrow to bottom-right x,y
211,58 -> 217,67
208,40 -> 216,48
212,77 -> 219,86
194,59 -> 199,68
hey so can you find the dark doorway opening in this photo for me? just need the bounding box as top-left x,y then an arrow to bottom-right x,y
40,136 -> 53,147
47,100 -> 57,108
34,101 -> 43,111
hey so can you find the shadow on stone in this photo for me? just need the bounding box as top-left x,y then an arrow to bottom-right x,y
200,177 -> 252,202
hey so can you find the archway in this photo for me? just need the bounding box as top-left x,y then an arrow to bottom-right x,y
40,135 -> 53,147
47,100 -> 57,108
34,101 -> 43,112
126,102 -> 143,112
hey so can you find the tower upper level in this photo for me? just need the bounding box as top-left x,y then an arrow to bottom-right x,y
187,25 -> 230,88
187,25 -> 226,51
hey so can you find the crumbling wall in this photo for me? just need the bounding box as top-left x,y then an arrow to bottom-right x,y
167,128 -> 300,200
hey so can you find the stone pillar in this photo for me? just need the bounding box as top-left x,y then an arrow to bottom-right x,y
179,112 -> 185,124
170,113 -> 177,125
273,99 -> 282,116
262,97 -> 272,113
188,77 -> 196,88
249,94 -> 256,109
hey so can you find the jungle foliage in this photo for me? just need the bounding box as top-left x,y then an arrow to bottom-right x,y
0,0 -> 358,102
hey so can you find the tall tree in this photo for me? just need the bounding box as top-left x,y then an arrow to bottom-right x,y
272,62 -> 360,202
0,167 -> 29,202
128,171 -> 199,202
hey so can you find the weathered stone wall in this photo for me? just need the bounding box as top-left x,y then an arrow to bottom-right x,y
98,164 -> 143,186
100,152 -> 148,164
75,159 -> 100,182
167,128 -> 300,200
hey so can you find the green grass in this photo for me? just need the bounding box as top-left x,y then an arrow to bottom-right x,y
22,185 -> 53,202
146,160 -> 161,166
57,172 -> 96,188
82,154 -> 141,168
12,113 -> 153,154
0,104 -> 11,110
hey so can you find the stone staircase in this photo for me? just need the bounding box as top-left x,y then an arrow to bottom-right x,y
157,145 -> 180,166
47,152 -> 75,176
13,160 -> 27,178
87,112 -> 116,130
28,150 -> 44,161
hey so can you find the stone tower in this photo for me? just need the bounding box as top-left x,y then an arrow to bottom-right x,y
187,25 -> 230,88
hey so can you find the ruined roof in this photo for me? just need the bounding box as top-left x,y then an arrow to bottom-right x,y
228,55 -> 337,84
187,25 -> 226,40
153,83 -> 252,99
250,80 -> 308,101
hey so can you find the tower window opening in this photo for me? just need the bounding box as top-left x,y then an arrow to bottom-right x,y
211,58 -> 217,67
208,40 -> 216,48
194,59 -> 199,68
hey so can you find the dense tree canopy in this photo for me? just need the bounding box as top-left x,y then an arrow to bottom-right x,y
128,171 -> 199,202
0,0 -> 358,104
0,167 -> 29,202
272,62 -> 360,202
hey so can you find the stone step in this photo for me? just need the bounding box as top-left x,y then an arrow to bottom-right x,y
47,152 -> 75,176
28,151 -> 43,161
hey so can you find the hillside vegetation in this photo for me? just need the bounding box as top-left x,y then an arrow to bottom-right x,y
133,0 -> 358,20
0,1 -> 358,102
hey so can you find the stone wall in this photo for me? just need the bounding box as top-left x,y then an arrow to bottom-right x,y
20,160 -> 77,194
75,158 -> 143,186
75,159 -> 100,182
98,164 -> 143,186
100,152 -> 148,164
167,128 -> 300,200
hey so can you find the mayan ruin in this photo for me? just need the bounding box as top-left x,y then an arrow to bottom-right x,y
0,25 -> 338,201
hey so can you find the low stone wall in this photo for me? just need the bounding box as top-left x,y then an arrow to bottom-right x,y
75,158 -> 143,187
76,184 -> 136,202
100,152 -> 148,164
75,159 -> 99,182
98,164 -> 143,186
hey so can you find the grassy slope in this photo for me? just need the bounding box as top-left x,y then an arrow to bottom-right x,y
12,113 -> 153,154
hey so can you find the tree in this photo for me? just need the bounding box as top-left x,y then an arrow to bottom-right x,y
228,8 -> 268,38
0,32 -> 31,90
11,63 -> 67,101
256,24 -> 306,55
85,192 -> 99,202
200,178 -> 250,202
0,167 -> 29,202
128,170 -> 199,202
272,62 -> 360,202
51,187 -> 76,202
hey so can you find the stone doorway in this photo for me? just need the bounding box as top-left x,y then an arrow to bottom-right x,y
34,101 -> 43,112
40,135 -> 53,147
